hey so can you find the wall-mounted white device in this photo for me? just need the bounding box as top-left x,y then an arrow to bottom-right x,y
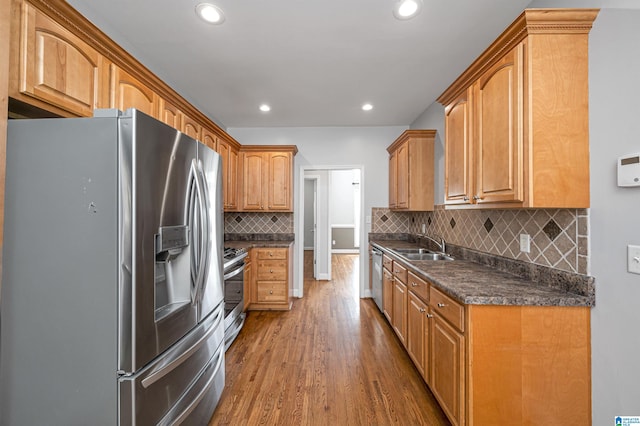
617,153 -> 640,187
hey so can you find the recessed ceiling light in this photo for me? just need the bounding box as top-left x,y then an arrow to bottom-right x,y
196,3 -> 225,25
393,0 -> 422,20
362,103 -> 373,111
259,104 -> 271,112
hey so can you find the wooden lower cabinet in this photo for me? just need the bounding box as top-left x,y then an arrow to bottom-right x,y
392,279 -> 407,347
382,267 -> 393,323
247,247 -> 292,310
430,310 -> 465,425
384,263 -> 591,426
407,291 -> 428,378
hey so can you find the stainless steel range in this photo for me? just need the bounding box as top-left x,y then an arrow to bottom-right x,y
223,247 -> 248,350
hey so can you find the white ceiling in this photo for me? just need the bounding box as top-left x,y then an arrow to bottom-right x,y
67,0 -> 536,128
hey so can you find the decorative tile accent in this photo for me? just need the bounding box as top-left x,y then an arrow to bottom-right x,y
371,206 -> 590,274
543,219 -> 561,241
381,215 -> 388,222
484,218 -> 494,233
224,212 -> 293,234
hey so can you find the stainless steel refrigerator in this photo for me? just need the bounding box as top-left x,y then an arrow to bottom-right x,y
0,109 -> 226,425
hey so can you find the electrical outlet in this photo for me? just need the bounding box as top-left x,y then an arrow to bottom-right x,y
520,234 -> 531,253
421,223 -> 426,234
628,245 -> 640,275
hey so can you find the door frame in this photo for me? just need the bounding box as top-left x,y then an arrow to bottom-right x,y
296,165 -> 367,299
303,175 -> 319,278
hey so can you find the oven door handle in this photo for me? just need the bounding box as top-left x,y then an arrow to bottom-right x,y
224,263 -> 245,281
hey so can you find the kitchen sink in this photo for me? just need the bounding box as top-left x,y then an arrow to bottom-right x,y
391,248 -> 432,254
402,252 -> 454,261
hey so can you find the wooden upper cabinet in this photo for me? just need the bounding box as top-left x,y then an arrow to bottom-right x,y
475,44 -> 524,205
182,114 -> 201,142
238,146 -> 297,212
267,152 -> 293,211
110,65 -> 158,118
387,130 -> 435,211
438,8 -> 598,209
158,98 -> 183,130
388,150 -> 398,209
216,136 -> 239,211
444,89 -> 472,205
200,127 -> 216,151
12,1 -> 109,117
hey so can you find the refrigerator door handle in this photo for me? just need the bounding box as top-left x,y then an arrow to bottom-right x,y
157,345 -> 225,426
196,163 -> 212,302
141,305 -> 223,388
194,163 -> 209,302
188,160 -> 207,304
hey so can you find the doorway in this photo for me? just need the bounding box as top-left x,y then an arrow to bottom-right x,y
297,166 -> 366,298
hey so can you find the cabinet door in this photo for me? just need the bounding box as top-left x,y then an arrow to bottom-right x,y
182,114 -> 201,142
200,127 -> 217,151
17,2 -> 108,116
382,268 -> 393,323
110,65 -> 157,117
431,312 -> 465,426
475,44 -> 524,204
396,143 -> 409,208
407,292 -> 427,378
158,98 -> 183,130
388,150 -> 397,208
267,152 -> 292,210
392,280 -> 407,346
445,89 -> 472,205
217,138 -> 238,210
240,152 -> 266,210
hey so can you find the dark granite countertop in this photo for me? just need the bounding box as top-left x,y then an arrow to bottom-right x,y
225,240 -> 294,249
371,239 -> 594,307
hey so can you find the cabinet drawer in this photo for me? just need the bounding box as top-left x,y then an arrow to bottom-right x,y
382,254 -> 393,271
256,281 -> 288,302
256,260 -> 287,281
256,248 -> 287,260
407,271 -> 429,303
430,286 -> 465,332
392,262 -> 407,284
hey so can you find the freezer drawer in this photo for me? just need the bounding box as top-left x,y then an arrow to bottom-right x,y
119,303 -> 225,425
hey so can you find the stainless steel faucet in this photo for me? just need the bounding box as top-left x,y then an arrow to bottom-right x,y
423,235 -> 446,253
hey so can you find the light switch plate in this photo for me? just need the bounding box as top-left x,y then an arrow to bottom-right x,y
628,245 -> 640,275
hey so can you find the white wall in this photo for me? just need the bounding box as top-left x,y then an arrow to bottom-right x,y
228,126 -> 408,297
586,8 -> 640,423
410,104 -> 446,204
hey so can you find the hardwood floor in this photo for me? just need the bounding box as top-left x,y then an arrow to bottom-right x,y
209,253 -> 450,425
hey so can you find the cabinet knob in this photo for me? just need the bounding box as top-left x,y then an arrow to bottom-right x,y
419,308 -> 426,313
437,303 -> 446,308
426,313 -> 434,319
473,195 -> 483,201
463,196 -> 470,202
269,252 -> 273,257
411,282 -> 418,287
270,269 -> 273,273
270,290 -> 273,294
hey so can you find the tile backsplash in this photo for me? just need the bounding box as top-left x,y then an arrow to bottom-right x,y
224,212 -> 294,234
371,206 -> 589,275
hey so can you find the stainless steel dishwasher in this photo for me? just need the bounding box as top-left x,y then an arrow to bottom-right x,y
371,247 -> 383,311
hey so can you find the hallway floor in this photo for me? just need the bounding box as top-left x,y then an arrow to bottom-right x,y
209,253 -> 450,425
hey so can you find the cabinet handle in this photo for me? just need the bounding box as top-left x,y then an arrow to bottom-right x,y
437,303 -> 446,308
473,195 -> 483,201
411,282 -> 418,287
419,308 -> 426,313
269,252 -> 273,257
270,290 -> 273,294
270,269 -> 273,273
426,313 -> 434,319
463,196 -> 470,202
